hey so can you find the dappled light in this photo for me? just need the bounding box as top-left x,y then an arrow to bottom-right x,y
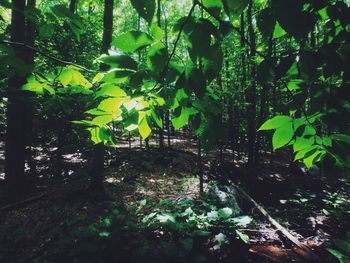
0,0 -> 350,262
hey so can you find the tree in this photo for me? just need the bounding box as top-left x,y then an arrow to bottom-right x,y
4,0 -> 35,198
90,0 -> 115,191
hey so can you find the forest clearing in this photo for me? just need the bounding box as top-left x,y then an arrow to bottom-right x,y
0,0 -> 350,262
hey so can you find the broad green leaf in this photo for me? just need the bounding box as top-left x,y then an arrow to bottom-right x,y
130,0 -> 155,24
223,0 -> 249,18
257,8 -> 276,39
98,98 -> 124,115
303,150 -> 325,168
151,111 -> 163,128
259,115 -> 292,131
95,84 -> 127,98
294,145 -> 319,161
101,69 -> 134,83
92,115 -> 114,126
185,67 -> 206,99
22,80 -> 45,94
139,117 -> 152,139
97,55 -> 138,70
293,136 -> 315,152
172,107 -> 198,129
147,42 -> 168,74
272,123 -> 294,150
112,31 -> 153,53
203,0 -> 223,16
287,79 -> 303,91
303,125 -> 316,136
150,23 -> 164,41
57,68 -> 73,87
218,207 -> 233,218
88,127 -> 111,144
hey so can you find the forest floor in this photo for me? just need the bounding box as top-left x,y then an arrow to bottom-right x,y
0,138 -> 349,263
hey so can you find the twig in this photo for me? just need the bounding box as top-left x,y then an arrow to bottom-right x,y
233,183 -> 321,262
0,193 -> 47,211
195,0 -> 267,59
148,3 -> 197,93
1,40 -> 97,73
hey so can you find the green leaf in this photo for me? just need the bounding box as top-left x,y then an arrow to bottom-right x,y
202,0 -> 223,16
287,79 -> 303,91
303,150 -> 325,168
235,230 -> 250,243
294,145 -> 319,161
273,22 -> 287,39
139,117 -> 152,139
223,0 -> 249,18
327,248 -> 350,263
149,23 -> 164,41
88,127 -> 111,144
257,8 -> 276,39
147,43 -> 168,74
101,69 -> 134,84
293,136 -> 315,152
259,115 -> 292,131
22,79 -> 45,94
233,216 -> 253,226
95,84 -> 127,99
151,111 -> 163,128
112,31 -> 153,53
334,239 -> 350,253
185,66 -> 206,99
172,107 -> 198,129
57,68 -> 73,87
331,134 -> 350,143
218,207 -> 233,218
98,98 -> 124,115
272,123 -> 294,150
272,0 -> 316,39
92,115 -> 114,126
98,55 -> 138,70
130,0 -> 155,24
39,24 -> 55,39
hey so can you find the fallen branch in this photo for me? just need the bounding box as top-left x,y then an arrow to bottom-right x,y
0,193 -> 47,211
233,183 -> 321,262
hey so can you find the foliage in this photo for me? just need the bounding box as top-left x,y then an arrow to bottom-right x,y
327,232 -> 350,263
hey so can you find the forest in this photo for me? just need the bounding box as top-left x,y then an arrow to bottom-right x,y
0,0 -> 350,262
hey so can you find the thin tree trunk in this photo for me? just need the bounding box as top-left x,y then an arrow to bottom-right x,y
90,0 -> 114,191
24,0 -> 36,179
198,139 -> 203,193
246,0 -> 257,167
69,0 -> 78,13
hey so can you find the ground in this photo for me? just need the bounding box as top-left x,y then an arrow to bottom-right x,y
0,139 -> 349,262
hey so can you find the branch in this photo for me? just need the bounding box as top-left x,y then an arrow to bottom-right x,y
196,0 -> 267,59
149,2 -> 197,93
234,183 -> 321,262
1,40 -> 97,73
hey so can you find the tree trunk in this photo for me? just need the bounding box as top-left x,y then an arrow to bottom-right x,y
24,0 -> 37,179
69,0 -> 78,13
90,0 -> 114,191
246,0 -> 257,167
5,0 -> 29,198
